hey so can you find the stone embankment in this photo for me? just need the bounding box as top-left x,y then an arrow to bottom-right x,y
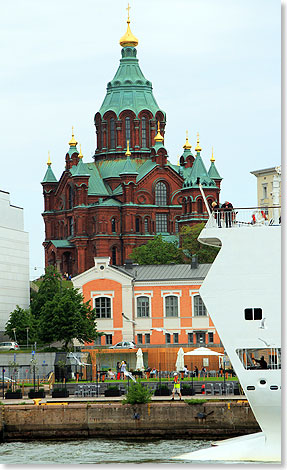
0,400 -> 260,441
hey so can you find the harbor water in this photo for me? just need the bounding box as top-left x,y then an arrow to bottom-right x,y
0,438 -> 264,464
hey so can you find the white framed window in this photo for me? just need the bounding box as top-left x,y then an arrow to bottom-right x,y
95,297 -> 111,319
92,291 -> 114,319
262,183 -> 268,199
193,294 -> 207,317
165,295 -> 178,317
137,296 -> 150,317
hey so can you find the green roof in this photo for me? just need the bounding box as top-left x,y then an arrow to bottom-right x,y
208,161 -> 222,180
119,156 -> 138,175
98,198 -> 122,207
50,240 -> 75,248
68,145 -> 79,157
98,47 -> 165,118
73,158 -> 90,177
182,153 -> 216,188
42,165 -> 57,183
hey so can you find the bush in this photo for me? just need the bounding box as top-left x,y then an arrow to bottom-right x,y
181,384 -> 195,396
154,385 -> 171,396
104,385 -> 121,397
185,398 -> 208,404
122,381 -> 153,404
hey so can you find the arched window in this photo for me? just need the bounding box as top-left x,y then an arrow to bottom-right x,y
135,217 -> 140,233
155,182 -> 167,205
125,117 -> 131,146
68,186 -> 73,209
110,118 -> 116,149
137,296 -> 150,317
165,296 -> 178,317
141,117 -> 147,147
197,198 -> 203,213
144,218 -> 149,233
112,246 -> 117,265
111,218 -> 116,233
175,219 -> 179,233
94,297 -> 111,318
193,295 -> 207,316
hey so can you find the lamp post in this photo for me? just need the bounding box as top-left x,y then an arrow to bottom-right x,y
26,327 -> 29,349
12,328 -> 17,342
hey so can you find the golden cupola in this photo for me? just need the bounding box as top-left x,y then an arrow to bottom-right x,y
119,4 -> 139,47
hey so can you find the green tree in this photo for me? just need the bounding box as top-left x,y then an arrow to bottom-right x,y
38,287 -> 98,350
5,306 -> 37,345
30,266 -> 62,317
130,235 -> 184,265
180,223 -> 220,263
123,381 -> 153,404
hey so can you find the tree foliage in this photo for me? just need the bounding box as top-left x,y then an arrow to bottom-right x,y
4,306 -> 37,344
30,266 -> 62,317
6,265 -> 98,350
180,223 -> 220,263
38,287 -> 97,349
130,235 -> 184,265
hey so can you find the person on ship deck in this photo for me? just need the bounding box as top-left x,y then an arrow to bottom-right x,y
253,355 -> 268,369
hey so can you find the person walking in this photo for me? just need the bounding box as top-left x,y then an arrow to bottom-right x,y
120,360 -> 127,379
116,362 -> 121,380
171,372 -> 182,401
194,366 -> 199,378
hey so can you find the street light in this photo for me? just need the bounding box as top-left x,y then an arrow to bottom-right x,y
26,327 -> 29,349
12,328 -> 17,342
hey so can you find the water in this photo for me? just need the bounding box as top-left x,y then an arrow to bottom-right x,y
0,438 -> 265,464
0,438 -> 213,464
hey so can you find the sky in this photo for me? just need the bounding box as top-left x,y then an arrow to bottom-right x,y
0,0 -> 281,280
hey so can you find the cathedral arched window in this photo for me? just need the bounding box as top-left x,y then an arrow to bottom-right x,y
110,118 -> 116,149
68,186 -> 74,209
141,117 -> 147,148
111,218 -> 116,233
112,246 -> 117,265
135,217 -> 140,233
197,198 -> 203,213
175,219 -> 179,233
144,218 -> 149,233
155,182 -> 167,205
125,117 -> 131,146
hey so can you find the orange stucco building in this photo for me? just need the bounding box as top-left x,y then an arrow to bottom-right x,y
72,257 -> 224,371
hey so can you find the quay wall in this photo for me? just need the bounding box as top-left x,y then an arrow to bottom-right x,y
0,401 -> 260,441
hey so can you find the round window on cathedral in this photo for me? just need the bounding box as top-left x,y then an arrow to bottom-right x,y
100,265 -> 105,271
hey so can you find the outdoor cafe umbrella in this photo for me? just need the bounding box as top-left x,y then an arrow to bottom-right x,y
183,347 -> 224,357
136,348 -> 144,371
184,347 -> 224,370
175,347 -> 185,372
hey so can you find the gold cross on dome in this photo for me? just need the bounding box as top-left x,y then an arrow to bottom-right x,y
126,3 -> 131,21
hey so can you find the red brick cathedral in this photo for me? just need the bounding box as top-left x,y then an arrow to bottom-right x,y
42,14 -> 222,277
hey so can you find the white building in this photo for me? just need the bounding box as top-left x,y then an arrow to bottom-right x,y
0,190 -> 30,337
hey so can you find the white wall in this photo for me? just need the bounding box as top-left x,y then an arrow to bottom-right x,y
0,190 -> 30,334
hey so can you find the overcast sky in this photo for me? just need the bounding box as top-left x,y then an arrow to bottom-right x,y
1,0 -> 281,279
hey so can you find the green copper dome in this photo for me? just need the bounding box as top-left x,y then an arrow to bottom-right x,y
99,47 -> 165,118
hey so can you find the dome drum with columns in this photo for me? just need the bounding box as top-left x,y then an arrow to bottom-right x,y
41,10 -> 222,277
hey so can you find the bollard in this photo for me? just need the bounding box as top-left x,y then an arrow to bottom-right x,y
201,384 -> 205,394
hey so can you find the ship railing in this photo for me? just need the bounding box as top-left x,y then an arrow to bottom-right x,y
236,347 -> 281,370
205,206 -> 281,229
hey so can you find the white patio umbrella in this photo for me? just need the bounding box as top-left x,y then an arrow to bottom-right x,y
184,347 -> 224,357
136,348 -> 144,371
175,347 -> 185,372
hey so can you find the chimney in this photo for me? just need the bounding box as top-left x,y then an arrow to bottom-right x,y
191,255 -> 198,269
125,259 -> 135,269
